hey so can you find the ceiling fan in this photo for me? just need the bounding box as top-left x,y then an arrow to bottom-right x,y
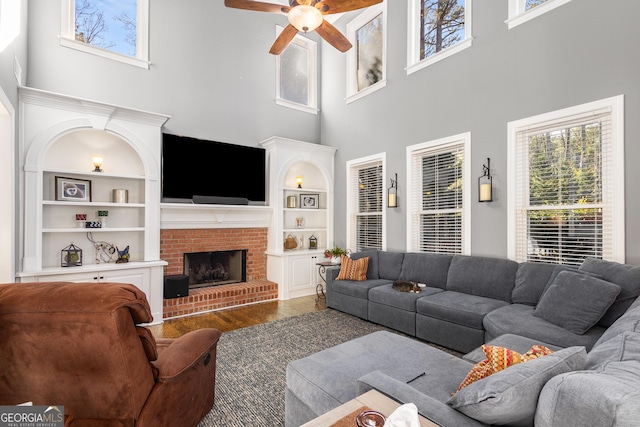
224,0 -> 383,55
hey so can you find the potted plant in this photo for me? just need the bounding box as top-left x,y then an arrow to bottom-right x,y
324,246 -> 350,264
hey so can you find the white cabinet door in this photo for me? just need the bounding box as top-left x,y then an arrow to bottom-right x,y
287,254 -> 321,298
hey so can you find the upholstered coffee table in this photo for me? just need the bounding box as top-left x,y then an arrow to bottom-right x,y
301,390 -> 439,427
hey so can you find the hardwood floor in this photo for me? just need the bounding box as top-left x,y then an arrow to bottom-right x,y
148,295 -> 327,339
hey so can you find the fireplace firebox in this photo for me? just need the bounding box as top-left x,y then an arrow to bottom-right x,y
184,249 -> 247,289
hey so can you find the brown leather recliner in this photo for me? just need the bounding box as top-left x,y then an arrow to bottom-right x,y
0,281 -> 222,427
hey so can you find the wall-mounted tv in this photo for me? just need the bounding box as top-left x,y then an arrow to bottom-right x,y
162,134 -> 266,205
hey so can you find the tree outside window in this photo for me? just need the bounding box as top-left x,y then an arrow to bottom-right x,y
420,0 -> 465,60
74,0 -> 137,57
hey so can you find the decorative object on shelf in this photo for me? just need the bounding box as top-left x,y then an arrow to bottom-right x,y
299,234 -> 304,249
284,234 -> 298,250
85,221 -> 102,228
388,172 -> 398,208
92,154 -> 104,172
300,193 -> 319,209
55,176 -> 92,202
296,217 -> 304,228
296,176 -> 303,188
75,213 -> 87,228
324,246 -> 350,264
98,210 -> 108,227
478,158 -> 493,202
286,195 -> 297,208
116,245 -> 130,263
61,242 -> 83,267
309,234 -> 318,249
112,189 -> 129,203
87,232 -> 118,263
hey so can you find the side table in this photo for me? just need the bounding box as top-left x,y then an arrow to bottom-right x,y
301,390 -> 439,427
316,261 -> 339,304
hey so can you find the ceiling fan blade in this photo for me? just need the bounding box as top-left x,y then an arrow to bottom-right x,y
315,0 -> 382,15
315,20 -> 352,52
224,0 -> 289,14
269,24 -> 299,55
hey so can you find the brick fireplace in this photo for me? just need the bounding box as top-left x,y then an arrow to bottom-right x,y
160,227 -> 277,318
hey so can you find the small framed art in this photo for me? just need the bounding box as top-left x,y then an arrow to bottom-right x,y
300,193 -> 319,209
55,176 -> 92,202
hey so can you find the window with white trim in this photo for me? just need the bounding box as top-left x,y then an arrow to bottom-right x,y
60,0 -> 149,68
276,27 -> 318,114
346,155 -> 384,252
508,96 -> 625,265
407,0 -> 473,75
407,133 -> 471,254
346,3 -> 386,103
506,0 -> 573,29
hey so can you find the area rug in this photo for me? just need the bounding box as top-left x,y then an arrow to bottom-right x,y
196,309 -> 395,427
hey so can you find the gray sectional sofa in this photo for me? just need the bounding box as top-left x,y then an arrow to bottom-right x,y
285,251 -> 640,426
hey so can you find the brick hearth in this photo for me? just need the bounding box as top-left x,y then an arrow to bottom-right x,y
160,228 -> 277,318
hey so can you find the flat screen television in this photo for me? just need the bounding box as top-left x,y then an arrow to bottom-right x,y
162,134 -> 266,205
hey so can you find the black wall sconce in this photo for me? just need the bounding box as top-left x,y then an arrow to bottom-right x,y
388,173 -> 398,208
478,158 -> 492,202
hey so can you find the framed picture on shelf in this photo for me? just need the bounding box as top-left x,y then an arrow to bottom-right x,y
55,176 -> 92,202
300,193 -> 319,209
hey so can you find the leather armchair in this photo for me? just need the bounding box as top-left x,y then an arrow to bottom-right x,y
0,281 -> 222,427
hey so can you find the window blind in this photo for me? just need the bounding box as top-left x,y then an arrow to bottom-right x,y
348,159 -> 383,252
410,142 -> 465,254
514,111 -> 613,265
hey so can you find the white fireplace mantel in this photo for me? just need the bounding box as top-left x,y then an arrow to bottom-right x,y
160,203 -> 273,229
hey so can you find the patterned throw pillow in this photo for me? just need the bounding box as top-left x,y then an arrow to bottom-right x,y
336,255 -> 369,281
454,345 -> 554,393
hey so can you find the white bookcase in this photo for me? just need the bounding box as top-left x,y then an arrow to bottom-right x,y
16,87 -> 169,322
261,137 -> 336,300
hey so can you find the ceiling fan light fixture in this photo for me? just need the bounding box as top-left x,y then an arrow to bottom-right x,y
288,5 -> 323,32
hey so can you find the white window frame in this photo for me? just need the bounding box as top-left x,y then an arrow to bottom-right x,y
60,0 -> 150,69
507,95 -> 625,264
345,3 -> 387,104
346,153 -> 386,252
506,0 -> 573,30
406,0 -> 473,76
406,132 -> 471,254
275,26 -> 318,114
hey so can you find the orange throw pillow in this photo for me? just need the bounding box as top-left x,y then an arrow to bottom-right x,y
336,255 -> 369,281
454,344 -> 554,393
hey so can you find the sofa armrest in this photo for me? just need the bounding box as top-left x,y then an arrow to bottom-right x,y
152,328 -> 222,381
325,266 -> 341,292
357,371 -> 485,427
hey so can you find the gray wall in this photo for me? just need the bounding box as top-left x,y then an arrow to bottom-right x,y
24,0 -> 640,264
322,0 -> 640,264
26,0 -> 320,146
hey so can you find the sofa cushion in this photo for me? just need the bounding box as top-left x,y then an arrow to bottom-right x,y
447,346 -> 587,427
464,334 -> 562,364
398,253 -> 453,290
586,330 -> 640,370
446,256 -> 519,302
369,283 -> 443,312
534,270 -> 620,334
351,249 -> 379,280
511,262 -> 559,306
593,303 -> 640,347
336,255 -> 369,281
417,291 -> 509,330
455,344 -> 554,392
579,258 -> 640,327
483,304 -> 604,350
378,251 -> 405,281
330,278 -> 391,299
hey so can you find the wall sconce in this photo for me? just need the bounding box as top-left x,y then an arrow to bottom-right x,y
296,176 -> 303,188
478,158 -> 492,202
92,154 -> 104,172
388,173 -> 398,208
